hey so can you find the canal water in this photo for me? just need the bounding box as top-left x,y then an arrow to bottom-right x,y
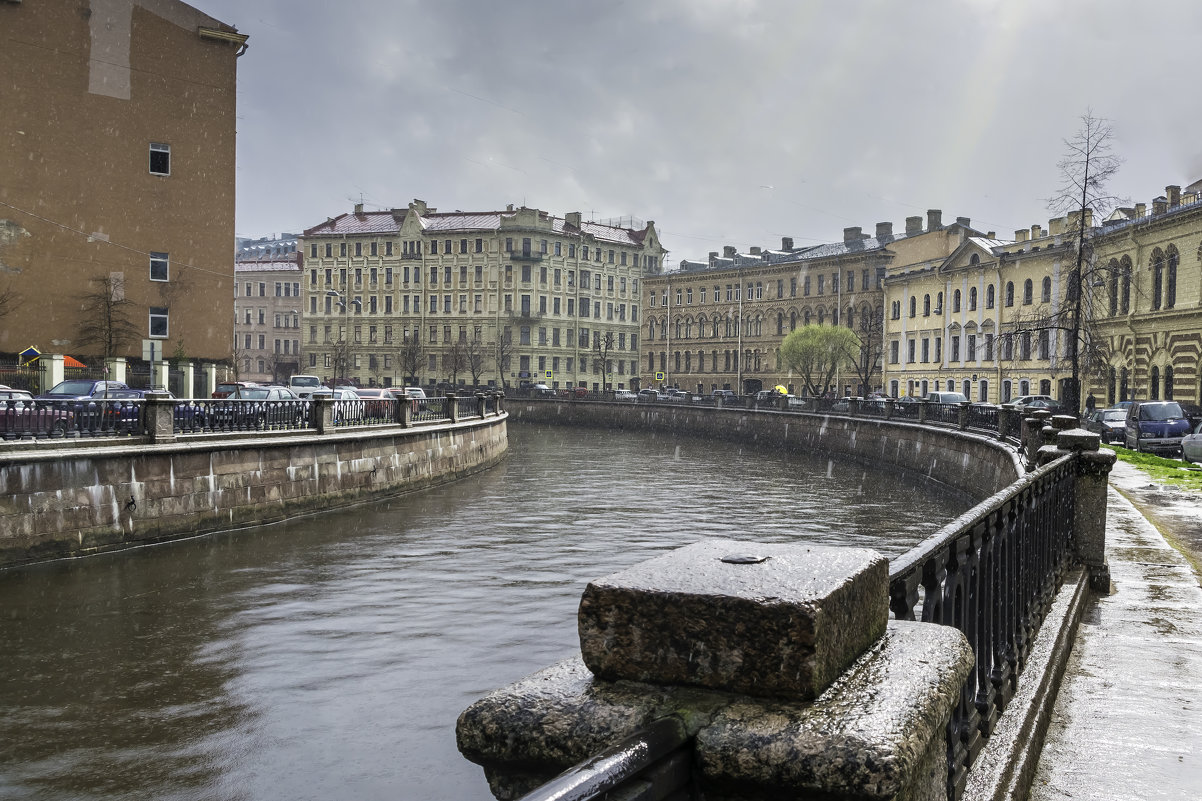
0,424 -> 970,801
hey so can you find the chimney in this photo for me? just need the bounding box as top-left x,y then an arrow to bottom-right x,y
926,209 -> 943,231
875,221 -> 893,239
905,216 -> 923,235
986,231 -> 996,239
566,211 -> 582,228
1153,196 -> 1168,215
956,216 -> 971,229
1134,202 -> 1146,218
1031,223 -> 1043,239
1015,229 -> 1029,242
507,204 -> 514,212
750,246 -> 761,256
843,226 -> 862,243
781,236 -> 794,250
1049,218 -> 1064,237
354,203 -> 364,215
1167,185 -> 1181,208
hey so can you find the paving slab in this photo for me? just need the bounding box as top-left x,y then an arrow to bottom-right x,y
1028,461 -> 1202,800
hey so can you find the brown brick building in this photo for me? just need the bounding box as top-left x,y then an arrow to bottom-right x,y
0,0 -> 245,365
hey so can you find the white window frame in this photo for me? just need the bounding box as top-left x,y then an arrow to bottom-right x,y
149,142 -> 170,176
149,251 -> 169,282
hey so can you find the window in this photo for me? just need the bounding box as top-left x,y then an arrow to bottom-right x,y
968,286 -> 977,311
923,294 -> 931,316
149,306 -> 169,337
951,335 -> 960,362
1004,282 -> 1014,307
149,251 -> 168,281
909,296 -> 916,318
890,340 -> 899,364
1041,276 -> 1052,303
1023,279 -> 1033,305
149,142 -> 170,175
967,334 -> 976,360
985,284 -> 995,309
952,289 -> 961,313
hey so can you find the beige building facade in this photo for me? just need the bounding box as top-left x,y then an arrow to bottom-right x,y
645,212 -> 983,397
0,0 -> 245,365
233,236 -> 303,384
299,201 -> 666,390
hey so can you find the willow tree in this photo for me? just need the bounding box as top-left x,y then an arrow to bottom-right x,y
780,324 -> 859,397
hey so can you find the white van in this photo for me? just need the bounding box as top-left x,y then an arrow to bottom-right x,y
288,374 -> 324,399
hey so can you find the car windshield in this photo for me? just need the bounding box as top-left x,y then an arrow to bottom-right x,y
940,393 -> 969,403
238,389 -> 271,399
48,380 -> 99,395
1102,410 -> 1126,421
291,377 -> 321,387
1139,403 -> 1184,421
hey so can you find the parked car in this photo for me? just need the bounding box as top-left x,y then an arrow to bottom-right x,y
38,379 -> 130,403
287,374 -> 325,399
1084,407 -> 1127,444
1123,400 -> 1191,454
637,388 -> 665,402
530,383 -> 556,398
613,389 -> 638,402
209,385 -> 306,429
926,391 -> 969,405
1011,395 -> 1064,413
0,388 -> 73,437
1182,421 -> 1202,464
710,389 -> 738,403
1179,402 -> 1202,428
212,381 -> 259,399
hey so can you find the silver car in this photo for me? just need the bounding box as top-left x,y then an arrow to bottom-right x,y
1182,421 -> 1202,464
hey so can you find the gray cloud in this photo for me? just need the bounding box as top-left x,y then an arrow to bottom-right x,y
199,0 -> 1202,258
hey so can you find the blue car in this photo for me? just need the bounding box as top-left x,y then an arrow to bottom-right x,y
1123,400 -> 1192,454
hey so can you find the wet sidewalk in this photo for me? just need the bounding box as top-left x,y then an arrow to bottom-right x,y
1028,461 -> 1202,800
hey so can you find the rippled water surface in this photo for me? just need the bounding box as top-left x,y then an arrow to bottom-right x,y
0,424 -> 969,801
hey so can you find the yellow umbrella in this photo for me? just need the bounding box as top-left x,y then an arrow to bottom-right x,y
774,385 -> 788,395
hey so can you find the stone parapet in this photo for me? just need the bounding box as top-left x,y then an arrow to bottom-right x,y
578,539 -> 888,700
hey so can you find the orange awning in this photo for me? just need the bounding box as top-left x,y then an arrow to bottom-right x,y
64,355 -> 87,368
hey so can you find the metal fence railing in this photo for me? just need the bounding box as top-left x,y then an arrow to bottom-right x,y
889,452 -> 1077,799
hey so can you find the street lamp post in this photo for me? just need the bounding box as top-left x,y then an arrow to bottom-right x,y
326,290 -> 361,387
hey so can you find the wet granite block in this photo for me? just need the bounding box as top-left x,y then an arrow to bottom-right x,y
578,538 -> 888,699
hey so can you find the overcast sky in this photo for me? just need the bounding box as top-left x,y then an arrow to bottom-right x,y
196,0 -> 1202,262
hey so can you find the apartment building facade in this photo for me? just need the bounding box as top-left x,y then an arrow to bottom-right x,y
644,212 -> 983,397
298,201 -> 666,390
0,0 -> 245,363
233,235 -> 302,383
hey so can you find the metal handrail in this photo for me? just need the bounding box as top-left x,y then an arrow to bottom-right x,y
515,716 -> 691,801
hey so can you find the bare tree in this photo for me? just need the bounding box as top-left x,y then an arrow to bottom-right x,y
398,333 -> 425,387
465,327 -> 488,387
76,273 -> 141,360
1046,110 -> 1125,413
849,305 -> 884,396
592,330 -> 616,392
0,281 -> 18,323
446,337 -> 469,388
494,327 -> 514,388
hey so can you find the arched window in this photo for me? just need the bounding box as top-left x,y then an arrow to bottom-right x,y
698,314 -> 707,339
697,350 -> 705,372
817,308 -> 825,325
986,284 -> 995,309
891,300 -> 901,319
684,351 -> 691,372
1120,256 -> 1132,314
1165,364 -> 1175,400
909,296 -> 917,317
1041,276 -> 1052,303
712,317 -> 720,338
979,379 -> 988,403
953,289 -> 961,313
1119,367 -> 1129,402
648,319 -> 656,340
648,352 -> 655,371
923,294 -> 931,316
969,286 -> 978,311
1150,365 -> 1160,400
832,308 -> 839,325
936,292 -> 943,313
790,311 -> 797,331
776,313 -> 784,336
1022,279 -> 1033,305
1005,282 -> 1014,307
1108,259 -> 1119,316
804,309 -> 811,326
1019,379 -> 1030,396
1151,249 -> 1164,311
1166,247 -> 1178,309
970,253 -> 981,265
963,379 -> 971,397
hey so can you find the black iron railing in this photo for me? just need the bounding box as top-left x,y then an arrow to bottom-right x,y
888,452 -> 1077,800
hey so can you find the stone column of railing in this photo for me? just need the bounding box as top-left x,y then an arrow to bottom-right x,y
495,392 -> 505,415
998,404 -> 1019,440
1035,427 -> 1116,591
446,392 -> 459,423
476,393 -> 487,418
848,397 -> 860,416
144,391 -> 176,443
400,397 -> 414,427
457,538 -> 974,801
312,396 -> 335,434
957,400 -> 970,430
885,397 -> 895,419
918,398 -> 930,424
1021,409 -> 1053,465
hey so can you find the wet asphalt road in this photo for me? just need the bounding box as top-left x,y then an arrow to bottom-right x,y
1028,461 -> 1202,800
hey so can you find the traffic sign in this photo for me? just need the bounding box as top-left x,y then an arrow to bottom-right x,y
655,371 -> 665,381
545,370 -> 553,379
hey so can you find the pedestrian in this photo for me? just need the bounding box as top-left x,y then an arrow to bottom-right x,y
1085,393 -> 1096,413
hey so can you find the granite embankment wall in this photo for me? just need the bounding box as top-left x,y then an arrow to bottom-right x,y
0,415 -> 508,568
508,400 -> 1022,501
